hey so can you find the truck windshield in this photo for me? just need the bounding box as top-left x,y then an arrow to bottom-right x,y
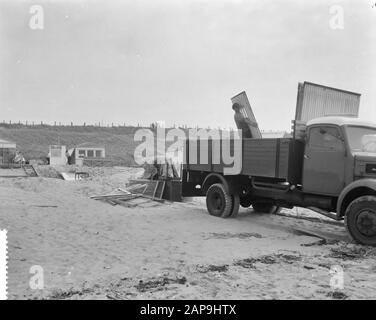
346,126 -> 376,153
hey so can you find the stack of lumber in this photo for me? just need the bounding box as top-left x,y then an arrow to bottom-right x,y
90,181 -> 166,208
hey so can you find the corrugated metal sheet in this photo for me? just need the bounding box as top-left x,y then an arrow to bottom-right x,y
242,139 -> 277,177
295,82 -> 360,122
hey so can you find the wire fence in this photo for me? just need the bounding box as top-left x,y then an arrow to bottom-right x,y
0,120 -> 235,131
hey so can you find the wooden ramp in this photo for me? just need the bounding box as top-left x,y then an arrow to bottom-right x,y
23,165 -> 38,177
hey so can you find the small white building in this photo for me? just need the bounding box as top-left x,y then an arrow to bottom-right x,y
49,145 -> 68,166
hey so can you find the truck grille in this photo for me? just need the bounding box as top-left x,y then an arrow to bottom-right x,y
365,164 -> 376,174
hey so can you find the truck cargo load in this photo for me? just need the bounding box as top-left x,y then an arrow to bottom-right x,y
231,91 -> 262,139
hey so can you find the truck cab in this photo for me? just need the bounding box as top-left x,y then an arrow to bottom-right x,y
301,117 -> 376,245
303,117 -> 376,196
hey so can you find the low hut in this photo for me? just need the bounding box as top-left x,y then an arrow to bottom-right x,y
0,138 -> 16,165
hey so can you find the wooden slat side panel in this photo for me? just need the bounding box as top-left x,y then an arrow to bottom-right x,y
241,139 -> 277,177
185,138 -> 297,181
186,139 -> 223,173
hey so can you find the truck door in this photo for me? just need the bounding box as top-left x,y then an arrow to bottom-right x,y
303,125 -> 346,195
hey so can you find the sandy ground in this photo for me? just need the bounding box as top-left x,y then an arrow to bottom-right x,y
0,166 -> 376,300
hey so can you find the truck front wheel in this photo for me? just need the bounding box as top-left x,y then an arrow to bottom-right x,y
206,183 -> 233,218
252,203 -> 281,214
345,195 -> 376,246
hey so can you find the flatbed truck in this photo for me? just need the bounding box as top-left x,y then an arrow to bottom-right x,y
182,116 -> 376,245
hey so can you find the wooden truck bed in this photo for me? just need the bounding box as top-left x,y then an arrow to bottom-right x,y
184,138 -> 305,184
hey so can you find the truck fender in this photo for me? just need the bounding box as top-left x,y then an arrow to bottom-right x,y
336,179 -> 376,218
202,173 -> 233,195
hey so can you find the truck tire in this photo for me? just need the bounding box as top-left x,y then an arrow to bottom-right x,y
252,203 -> 280,214
206,183 -> 233,218
230,193 -> 240,218
344,195 -> 376,246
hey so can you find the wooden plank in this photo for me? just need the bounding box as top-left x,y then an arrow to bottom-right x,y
159,181 -> 166,199
90,194 -> 131,199
111,196 -> 142,206
152,181 -> 160,198
90,191 -> 131,198
136,193 -> 165,203
154,181 -> 165,199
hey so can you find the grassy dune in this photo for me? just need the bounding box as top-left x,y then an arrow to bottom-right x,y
0,124 -> 143,166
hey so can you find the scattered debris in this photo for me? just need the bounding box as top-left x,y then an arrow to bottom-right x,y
234,253 -> 301,269
196,264 -> 229,273
30,205 -> 58,208
135,276 -> 187,292
128,177 -> 182,202
233,258 -> 257,269
317,263 -> 332,269
275,211 -> 344,227
127,179 -> 166,200
47,287 -> 94,299
327,245 -> 375,260
206,232 -> 263,240
301,239 -> 340,247
91,190 -> 144,207
327,290 -> 348,300
292,226 -> 348,243
303,265 -> 315,270
90,178 -> 176,208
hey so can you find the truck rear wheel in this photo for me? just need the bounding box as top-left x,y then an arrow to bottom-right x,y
252,203 -> 280,214
206,183 -> 233,218
345,195 -> 376,246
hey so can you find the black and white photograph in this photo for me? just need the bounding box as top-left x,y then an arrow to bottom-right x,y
0,0 -> 375,305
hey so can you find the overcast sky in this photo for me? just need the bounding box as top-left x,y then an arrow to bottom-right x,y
0,0 -> 375,131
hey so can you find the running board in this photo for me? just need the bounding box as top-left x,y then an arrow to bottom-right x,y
307,207 -> 341,221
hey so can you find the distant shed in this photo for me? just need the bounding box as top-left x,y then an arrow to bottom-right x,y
0,138 -> 16,165
69,142 -> 106,166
